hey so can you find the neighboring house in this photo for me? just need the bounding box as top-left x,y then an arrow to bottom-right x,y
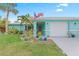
32,17 -> 79,39
8,23 -> 26,32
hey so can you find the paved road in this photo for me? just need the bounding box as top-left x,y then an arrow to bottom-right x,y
52,38 -> 79,56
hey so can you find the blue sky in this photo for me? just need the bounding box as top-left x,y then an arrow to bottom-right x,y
0,3 -> 79,21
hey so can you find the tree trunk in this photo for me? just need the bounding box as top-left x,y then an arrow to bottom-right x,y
5,9 -> 9,34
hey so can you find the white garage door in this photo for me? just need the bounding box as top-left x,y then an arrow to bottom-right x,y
48,22 -> 68,37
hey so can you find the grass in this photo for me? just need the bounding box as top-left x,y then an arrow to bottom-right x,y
0,34 -> 65,56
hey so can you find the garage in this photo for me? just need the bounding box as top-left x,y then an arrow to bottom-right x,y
48,22 -> 68,37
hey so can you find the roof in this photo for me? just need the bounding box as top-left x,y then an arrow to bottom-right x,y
31,17 -> 79,21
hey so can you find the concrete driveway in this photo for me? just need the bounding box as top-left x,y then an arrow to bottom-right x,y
52,38 -> 79,56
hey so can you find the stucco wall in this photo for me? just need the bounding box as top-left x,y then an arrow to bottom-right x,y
33,20 -> 79,38
8,24 -> 25,31
69,21 -> 79,37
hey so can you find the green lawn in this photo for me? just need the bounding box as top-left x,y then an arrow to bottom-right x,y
0,34 -> 65,56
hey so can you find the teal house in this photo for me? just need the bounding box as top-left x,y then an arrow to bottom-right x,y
8,23 -> 26,32
32,17 -> 79,39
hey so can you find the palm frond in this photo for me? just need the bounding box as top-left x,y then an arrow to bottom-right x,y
6,3 -> 17,8
0,6 -> 6,11
11,9 -> 18,15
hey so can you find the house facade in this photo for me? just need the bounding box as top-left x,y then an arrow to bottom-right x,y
8,23 -> 26,32
32,17 -> 79,40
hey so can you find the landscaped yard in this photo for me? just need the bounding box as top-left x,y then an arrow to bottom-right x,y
0,34 -> 65,56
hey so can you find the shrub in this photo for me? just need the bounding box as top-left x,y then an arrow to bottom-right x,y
8,29 -> 19,34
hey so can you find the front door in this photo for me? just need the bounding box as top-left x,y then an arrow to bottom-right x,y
37,22 -> 45,40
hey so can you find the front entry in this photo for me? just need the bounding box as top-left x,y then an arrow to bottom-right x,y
36,22 -> 46,41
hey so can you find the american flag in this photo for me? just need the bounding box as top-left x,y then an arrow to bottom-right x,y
34,13 -> 44,19
37,13 -> 44,16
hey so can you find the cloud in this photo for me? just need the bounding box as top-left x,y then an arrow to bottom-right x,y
56,3 -> 68,12
60,3 -> 68,7
56,8 -> 63,12
57,3 -> 68,7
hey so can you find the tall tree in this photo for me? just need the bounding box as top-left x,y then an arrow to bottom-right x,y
18,13 -> 33,31
18,13 -> 32,25
0,3 -> 18,33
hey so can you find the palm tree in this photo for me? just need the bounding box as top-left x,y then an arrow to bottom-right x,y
25,14 -> 33,25
18,15 -> 26,24
18,13 -> 33,33
0,3 -> 18,33
18,14 -> 33,41
18,14 -> 32,25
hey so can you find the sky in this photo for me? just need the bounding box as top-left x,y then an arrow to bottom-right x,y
0,3 -> 79,22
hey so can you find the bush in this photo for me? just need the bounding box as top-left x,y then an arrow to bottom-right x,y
8,29 -> 19,34
19,31 -> 23,34
8,29 -> 24,34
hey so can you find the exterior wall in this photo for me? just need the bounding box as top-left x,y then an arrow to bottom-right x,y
8,24 -> 25,32
33,20 -> 79,38
69,21 -> 79,37
69,21 -> 79,31
33,21 -> 68,38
